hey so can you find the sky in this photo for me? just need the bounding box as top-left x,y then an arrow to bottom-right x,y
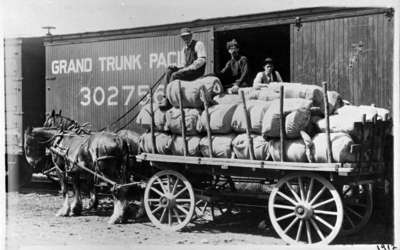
1,0 -> 397,38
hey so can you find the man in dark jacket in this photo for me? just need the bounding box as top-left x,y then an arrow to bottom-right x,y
218,39 -> 249,94
159,27 -> 207,107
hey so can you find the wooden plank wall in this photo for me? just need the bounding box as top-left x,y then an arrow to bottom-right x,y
291,13 -> 394,110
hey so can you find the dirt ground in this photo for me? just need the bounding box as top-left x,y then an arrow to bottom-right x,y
5,184 -> 393,249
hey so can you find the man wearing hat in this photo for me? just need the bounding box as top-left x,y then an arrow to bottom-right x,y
160,27 -> 207,107
253,57 -> 283,88
218,39 -> 250,94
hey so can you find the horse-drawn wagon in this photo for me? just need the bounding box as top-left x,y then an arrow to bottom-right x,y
24,77 -> 392,245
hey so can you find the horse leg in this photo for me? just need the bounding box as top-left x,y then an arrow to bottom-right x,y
135,192 -> 145,219
55,168 -> 70,217
108,186 -> 128,224
69,173 -> 82,216
86,178 -> 98,211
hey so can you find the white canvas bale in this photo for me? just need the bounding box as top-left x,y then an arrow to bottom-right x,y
165,108 -> 201,135
312,132 -> 356,163
166,76 -> 223,108
139,132 -> 172,154
170,136 -> 201,156
252,88 -> 281,101
199,103 -> 238,134
335,105 -> 390,121
262,98 -> 313,138
200,134 -> 235,158
316,113 -> 361,135
232,134 -> 270,160
135,104 -> 167,131
231,100 -> 272,134
268,139 -> 309,162
285,108 -> 311,139
213,94 -> 243,105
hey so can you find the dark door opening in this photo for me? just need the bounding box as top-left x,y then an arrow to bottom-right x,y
214,25 -> 290,86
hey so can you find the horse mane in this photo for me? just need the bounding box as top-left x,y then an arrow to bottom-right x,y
44,112 -> 92,134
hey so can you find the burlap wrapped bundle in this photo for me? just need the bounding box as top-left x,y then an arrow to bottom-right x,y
166,76 -> 223,108
249,88 -> 281,101
262,98 -> 313,138
199,134 -> 235,158
232,134 -> 270,160
135,104 -> 167,131
327,91 -> 344,115
139,132 -> 172,154
199,103 -> 238,134
213,94 -> 243,105
312,132 -> 356,163
285,108 -> 311,139
268,82 -> 324,110
170,136 -> 201,156
165,108 -> 202,135
336,105 -> 390,121
231,100 -> 272,134
268,139 -> 309,162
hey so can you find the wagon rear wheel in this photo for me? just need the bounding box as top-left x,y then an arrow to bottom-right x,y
340,183 -> 373,235
144,170 -> 195,231
268,173 -> 343,245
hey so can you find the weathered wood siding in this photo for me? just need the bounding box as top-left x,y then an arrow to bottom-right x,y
291,13 -> 394,110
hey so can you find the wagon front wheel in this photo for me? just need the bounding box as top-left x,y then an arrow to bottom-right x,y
144,170 -> 195,231
268,173 -> 343,245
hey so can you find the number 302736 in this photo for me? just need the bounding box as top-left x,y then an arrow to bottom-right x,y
79,85 -> 162,106
377,244 -> 397,250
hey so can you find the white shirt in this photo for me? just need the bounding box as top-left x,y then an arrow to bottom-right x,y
182,40 -> 207,71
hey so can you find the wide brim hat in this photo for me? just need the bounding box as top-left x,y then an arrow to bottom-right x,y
264,57 -> 274,65
180,27 -> 192,36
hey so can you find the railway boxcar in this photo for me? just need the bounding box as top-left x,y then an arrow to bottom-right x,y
4,37 -> 46,189
44,7 -> 394,131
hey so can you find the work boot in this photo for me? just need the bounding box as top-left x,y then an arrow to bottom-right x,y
158,96 -> 171,111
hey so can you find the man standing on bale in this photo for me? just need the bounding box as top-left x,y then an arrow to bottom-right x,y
218,39 -> 249,94
159,27 -> 207,108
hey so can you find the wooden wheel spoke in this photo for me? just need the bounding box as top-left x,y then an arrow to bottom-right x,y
310,186 -> 326,205
345,206 -> 363,219
150,187 -> 164,197
156,177 -> 168,194
312,197 -> 335,209
173,208 -> 182,224
306,178 -> 314,202
305,220 -> 312,244
310,218 -> 325,240
168,208 -> 172,226
166,175 -> 171,193
344,212 -> 356,228
298,177 -> 305,201
314,209 -> 338,216
174,186 -> 188,198
148,198 -> 160,203
176,204 -> 189,215
151,205 -> 163,214
160,207 -> 167,223
286,182 -> 301,202
314,215 -> 334,230
276,212 -> 295,222
284,217 -> 299,233
296,220 -> 303,241
274,204 -> 295,210
175,198 -> 192,203
277,191 -> 298,206
171,178 -> 179,195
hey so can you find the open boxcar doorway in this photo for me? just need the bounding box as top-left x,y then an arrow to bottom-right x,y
214,25 -> 290,85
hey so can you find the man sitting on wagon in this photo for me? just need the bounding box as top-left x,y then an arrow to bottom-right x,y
159,27 -> 207,108
217,39 -> 250,94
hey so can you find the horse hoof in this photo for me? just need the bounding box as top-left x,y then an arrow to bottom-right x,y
108,216 -> 124,224
56,207 -> 70,217
135,208 -> 146,219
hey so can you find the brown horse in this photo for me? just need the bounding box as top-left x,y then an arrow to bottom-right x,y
24,127 -> 130,224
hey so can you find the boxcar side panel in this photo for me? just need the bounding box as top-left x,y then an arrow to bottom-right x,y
46,30 -> 213,131
290,13 -> 393,110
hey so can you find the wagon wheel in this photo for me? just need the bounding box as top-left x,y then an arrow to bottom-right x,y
144,170 -> 195,231
340,183 -> 373,235
268,173 -> 343,245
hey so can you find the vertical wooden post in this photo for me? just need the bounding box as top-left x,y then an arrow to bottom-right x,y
149,86 -> 156,154
200,86 -> 213,158
177,80 -> 188,156
322,82 -> 333,163
239,90 -> 255,160
279,86 -> 286,162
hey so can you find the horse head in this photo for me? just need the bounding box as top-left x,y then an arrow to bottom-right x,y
24,127 -> 60,168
